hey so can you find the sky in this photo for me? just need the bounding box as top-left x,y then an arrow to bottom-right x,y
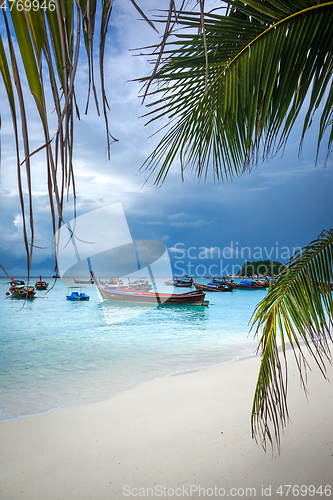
0,1 -> 332,278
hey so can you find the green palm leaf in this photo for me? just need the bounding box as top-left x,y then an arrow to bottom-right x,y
140,1 -> 333,183
9,4 -> 45,119
139,1 -> 333,450
251,229 -> 333,450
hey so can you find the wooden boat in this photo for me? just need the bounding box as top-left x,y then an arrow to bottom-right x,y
97,277 -> 152,291
227,279 -> 269,290
126,277 -> 153,291
9,283 -> 36,299
8,279 -> 25,286
210,275 -> 225,284
73,278 -> 94,284
66,287 -> 90,301
164,278 -> 174,286
193,281 -> 233,292
210,275 -> 269,290
107,278 -> 123,285
35,276 -> 49,290
92,272 -> 207,305
173,276 -> 193,288
98,278 -> 123,286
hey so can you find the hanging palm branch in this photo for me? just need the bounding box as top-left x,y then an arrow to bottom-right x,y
251,229 -> 333,450
138,0 -> 333,450
140,0 -> 333,184
0,0 -> 164,277
0,0 -> 113,276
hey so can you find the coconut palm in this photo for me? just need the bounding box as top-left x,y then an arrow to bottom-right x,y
1,0 -> 333,450
139,0 -> 333,449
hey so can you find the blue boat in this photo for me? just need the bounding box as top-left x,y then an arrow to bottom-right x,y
66,287 -> 90,301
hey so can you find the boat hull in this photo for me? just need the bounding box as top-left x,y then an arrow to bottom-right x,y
232,285 -> 268,290
193,282 -> 233,292
10,288 -> 36,299
95,282 -> 207,305
73,279 -> 94,284
35,283 -> 49,290
210,276 -> 269,290
228,282 -> 269,290
66,286 -> 90,301
66,296 -> 90,301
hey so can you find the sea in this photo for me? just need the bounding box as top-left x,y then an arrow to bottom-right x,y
0,276 -> 267,422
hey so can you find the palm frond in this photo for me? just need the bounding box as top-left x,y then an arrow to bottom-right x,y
0,0 -> 159,275
140,1 -> 333,184
251,228 -> 333,450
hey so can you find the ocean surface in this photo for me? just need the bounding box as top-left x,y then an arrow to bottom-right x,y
0,277 -> 267,422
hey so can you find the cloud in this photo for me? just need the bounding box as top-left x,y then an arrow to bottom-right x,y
13,215 -> 23,227
170,220 -> 215,228
168,212 -> 189,220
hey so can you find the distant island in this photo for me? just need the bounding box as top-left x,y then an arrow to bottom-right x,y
237,259 -> 284,277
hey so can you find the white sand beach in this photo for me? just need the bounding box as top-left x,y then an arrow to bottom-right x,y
0,351 -> 332,500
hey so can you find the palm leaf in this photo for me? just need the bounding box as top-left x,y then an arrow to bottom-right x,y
251,229 -> 333,450
9,4 -> 46,119
1,14 -> 35,275
0,0 -> 161,275
140,1 -> 333,183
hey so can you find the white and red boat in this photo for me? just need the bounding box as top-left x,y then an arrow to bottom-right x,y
92,272 -> 208,306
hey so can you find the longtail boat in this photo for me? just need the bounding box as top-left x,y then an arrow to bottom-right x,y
73,278 -> 94,284
210,275 -> 225,284
173,276 -> 193,288
92,272 -> 208,306
35,276 -> 49,290
210,275 -> 269,290
227,279 -> 269,290
9,284 -> 36,299
193,281 -> 233,292
107,278 -> 123,285
164,278 -> 174,285
126,277 -> 153,291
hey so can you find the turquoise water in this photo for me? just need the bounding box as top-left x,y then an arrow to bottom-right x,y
0,277 -> 267,422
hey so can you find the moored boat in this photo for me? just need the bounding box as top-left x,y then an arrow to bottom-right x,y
107,278 -> 123,285
164,278 -> 174,285
193,281 -> 233,292
126,277 -> 153,291
228,278 -> 269,290
73,278 -> 94,284
35,276 -> 49,290
9,282 -> 36,299
210,275 -> 225,284
210,275 -> 269,290
66,287 -> 90,301
92,272 -> 207,305
173,276 -> 193,288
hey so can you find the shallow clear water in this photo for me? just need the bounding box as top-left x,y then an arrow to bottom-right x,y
0,277 -> 267,421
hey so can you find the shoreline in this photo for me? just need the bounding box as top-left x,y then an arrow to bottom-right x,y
1,349 -> 332,499
0,351 -> 259,424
